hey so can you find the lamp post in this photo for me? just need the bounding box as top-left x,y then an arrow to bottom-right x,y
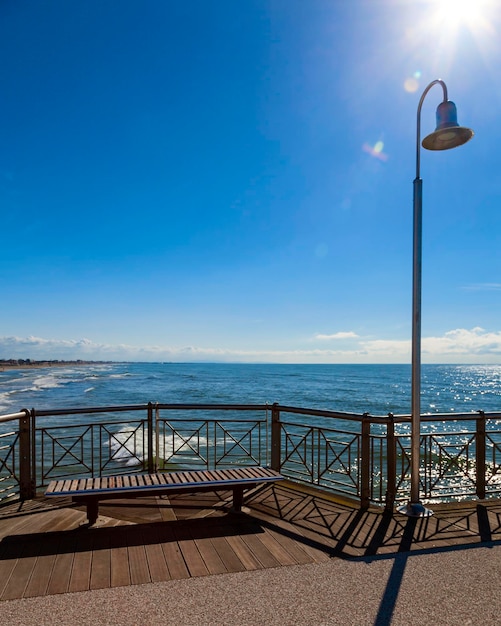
398,79 -> 474,517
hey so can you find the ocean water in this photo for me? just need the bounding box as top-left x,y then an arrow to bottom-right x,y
0,362 -> 500,417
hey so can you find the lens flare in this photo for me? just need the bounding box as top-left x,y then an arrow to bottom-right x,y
362,141 -> 388,162
404,71 -> 422,93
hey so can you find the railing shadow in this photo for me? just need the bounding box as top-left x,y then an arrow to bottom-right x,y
245,483 -> 501,559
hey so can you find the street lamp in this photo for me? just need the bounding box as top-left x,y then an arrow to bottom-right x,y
398,79 -> 474,517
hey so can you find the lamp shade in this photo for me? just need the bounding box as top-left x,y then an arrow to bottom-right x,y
422,100 -> 474,151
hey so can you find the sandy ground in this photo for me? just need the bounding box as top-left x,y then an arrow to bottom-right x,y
1,543 -> 500,625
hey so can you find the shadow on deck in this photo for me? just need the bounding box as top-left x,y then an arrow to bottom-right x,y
0,480 -> 500,601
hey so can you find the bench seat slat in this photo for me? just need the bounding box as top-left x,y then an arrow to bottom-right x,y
45,467 -> 283,498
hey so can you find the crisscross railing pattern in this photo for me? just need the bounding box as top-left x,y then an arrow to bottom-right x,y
214,420 -> 264,466
484,432 -> 501,494
0,430 -> 18,500
158,419 -> 210,467
0,403 -> 500,507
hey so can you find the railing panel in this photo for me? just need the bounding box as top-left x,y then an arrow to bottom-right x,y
0,403 -> 500,506
280,424 -> 315,483
0,430 -> 19,501
157,419 -> 210,468
317,427 -> 361,496
156,412 -> 267,469
485,430 -> 501,495
36,418 -> 150,484
214,420 -> 264,467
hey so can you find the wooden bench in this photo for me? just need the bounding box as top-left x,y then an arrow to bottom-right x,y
45,466 -> 284,525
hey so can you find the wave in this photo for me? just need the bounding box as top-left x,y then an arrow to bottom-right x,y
108,426 -> 209,467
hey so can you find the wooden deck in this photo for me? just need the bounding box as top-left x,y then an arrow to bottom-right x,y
0,480 -> 500,601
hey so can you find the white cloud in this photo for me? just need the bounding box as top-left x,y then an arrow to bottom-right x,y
0,328 -> 500,364
359,328 -> 501,362
422,327 -> 501,355
462,283 -> 501,291
315,331 -> 359,340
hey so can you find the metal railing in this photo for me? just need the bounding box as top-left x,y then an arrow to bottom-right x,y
0,402 -> 500,508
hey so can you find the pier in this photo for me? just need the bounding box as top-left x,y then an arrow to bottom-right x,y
0,402 -> 500,622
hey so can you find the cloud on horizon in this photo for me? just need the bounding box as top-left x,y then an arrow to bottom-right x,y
0,328 -> 500,364
461,283 -> 501,292
314,331 -> 360,340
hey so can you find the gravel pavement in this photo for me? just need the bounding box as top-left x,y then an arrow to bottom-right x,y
1,543 -> 500,625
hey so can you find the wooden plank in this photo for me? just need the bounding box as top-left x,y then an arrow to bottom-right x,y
45,533 -> 77,595
239,533 -> 282,569
160,472 -> 175,485
208,535 -> 247,573
89,530 -> 111,590
224,533 -> 263,571
225,469 -> 244,481
260,527 -> 313,565
143,526 -> 171,582
110,528 -> 131,588
177,472 -> 190,484
158,472 -> 171,484
0,539 -> 37,600
252,512 -> 332,564
126,526 -> 151,585
24,534 -> 61,598
192,535 -> 227,575
256,526 -> 298,566
157,495 -> 178,522
68,531 -> 94,592
172,525 -> 209,577
186,471 -> 202,483
156,523 -> 190,580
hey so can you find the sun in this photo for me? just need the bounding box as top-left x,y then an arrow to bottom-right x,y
431,0 -> 495,35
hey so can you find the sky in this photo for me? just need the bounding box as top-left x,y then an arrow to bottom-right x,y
0,0 -> 500,364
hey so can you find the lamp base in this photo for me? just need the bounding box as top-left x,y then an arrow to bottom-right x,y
397,501 -> 434,517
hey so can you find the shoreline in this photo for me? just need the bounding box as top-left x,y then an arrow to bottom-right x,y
0,360 -> 114,372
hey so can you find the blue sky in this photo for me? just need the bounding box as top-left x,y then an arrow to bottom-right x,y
0,0 -> 500,363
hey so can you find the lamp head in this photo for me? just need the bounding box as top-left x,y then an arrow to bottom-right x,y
422,100 -> 474,151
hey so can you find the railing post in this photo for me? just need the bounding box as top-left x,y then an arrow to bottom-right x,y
476,410 -> 486,500
271,403 -> 281,471
147,402 -> 154,474
360,415 -> 371,509
385,413 -> 396,511
19,409 -> 35,500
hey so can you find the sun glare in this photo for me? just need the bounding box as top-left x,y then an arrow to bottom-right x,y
432,0 -> 495,35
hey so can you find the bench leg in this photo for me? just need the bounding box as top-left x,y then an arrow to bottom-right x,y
232,486 -> 244,512
86,498 -> 99,526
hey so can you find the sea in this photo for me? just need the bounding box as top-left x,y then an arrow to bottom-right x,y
0,362 -> 500,417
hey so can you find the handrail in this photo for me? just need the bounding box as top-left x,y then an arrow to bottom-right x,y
2,404 -> 499,423
31,404 -> 150,417
0,409 -> 30,423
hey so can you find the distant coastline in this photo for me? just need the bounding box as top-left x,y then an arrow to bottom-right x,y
0,359 -> 114,371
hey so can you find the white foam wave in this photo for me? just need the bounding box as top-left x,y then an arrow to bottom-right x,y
108,427 -> 209,467
30,374 -> 65,390
84,387 -> 95,393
